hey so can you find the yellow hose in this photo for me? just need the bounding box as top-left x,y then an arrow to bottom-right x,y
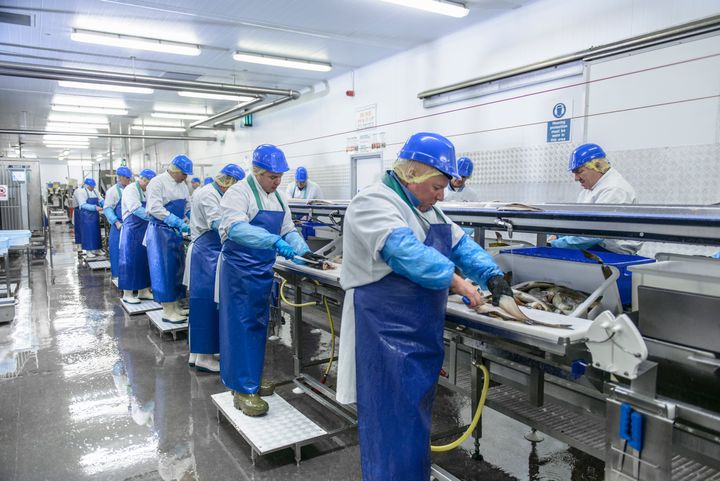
279,276 -> 317,307
431,363 -> 490,452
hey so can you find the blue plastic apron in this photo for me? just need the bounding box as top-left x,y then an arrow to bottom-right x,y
73,207 -> 82,244
189,229 -> 222,354
146,199 -> 186,303
80,195 -> 101,250
219,177 -> 285,393
118,184 -> 150,291
355,217 -> 452,481
108,184 -> 123,278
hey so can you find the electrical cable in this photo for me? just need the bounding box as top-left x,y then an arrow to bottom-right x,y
431,362 -> 490,452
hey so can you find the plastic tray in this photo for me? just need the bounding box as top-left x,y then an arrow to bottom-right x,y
499,247 -> 654,305
0,230 -> 31,247
628,260 -> 720,310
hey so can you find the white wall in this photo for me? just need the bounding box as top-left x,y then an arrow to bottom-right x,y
144,0 -> 720,203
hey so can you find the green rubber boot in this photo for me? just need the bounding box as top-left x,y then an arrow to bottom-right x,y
258,380 -> 275,397
233,392 -> 268,416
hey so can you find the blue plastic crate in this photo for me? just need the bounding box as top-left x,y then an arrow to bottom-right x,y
499,247 -> 655,305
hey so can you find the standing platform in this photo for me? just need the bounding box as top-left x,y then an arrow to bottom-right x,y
146,309 -> 187,340
87,260 -> 110,270
120,299 -> 162,315
211,391 -> 328,466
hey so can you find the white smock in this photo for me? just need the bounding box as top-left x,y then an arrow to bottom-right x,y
121,181 -> 145,221
183,183 -> 223,287
444,184 -> 480,202
214,175 -> 296,302
285,180 -> 324,200
73,187 -> 102,210
336,181 -> 465,404
576,168 -> 641,255
145,171 -> 190,222
104,184 -> 123,221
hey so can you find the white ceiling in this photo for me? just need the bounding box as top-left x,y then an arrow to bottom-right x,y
0,0 -> 535,162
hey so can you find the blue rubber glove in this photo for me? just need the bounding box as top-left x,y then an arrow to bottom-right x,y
380,227 -> 455,290
713,251 -> 720,259
80,203 -> 98,212
185,209 -> 191,221
180,223 -> 190,235
163,213 -> 184,230
284,230 -> 310,256
227,221 -> 280,249
450,235 -> 504,289
133,207 -> 150,221
98,199 -> 104,208
210,219 -> 220,232
274,239 -> 296,260
103,206 -> 118,224
550,236 -> 603,250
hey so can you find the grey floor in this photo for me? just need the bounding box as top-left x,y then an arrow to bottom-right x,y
0,224 -> 604,481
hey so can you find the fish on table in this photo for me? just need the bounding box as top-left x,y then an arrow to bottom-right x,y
449,295 -> 574,330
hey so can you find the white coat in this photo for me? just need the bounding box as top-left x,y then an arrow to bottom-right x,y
104,184 -> 124,216
577,168 -> 641,255
145,171 -> 190,221
336,181 -> 466,405
121,181 -> 145,220
285,180 -> 324,200
73,187 -> 102,209
183,183 -> 223,287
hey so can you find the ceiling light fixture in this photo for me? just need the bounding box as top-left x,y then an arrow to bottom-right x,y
45,124 -> 100,134
378,0 -> 469,17
177,91 -> 256,102
47,113 -> 110,125
71,28 -> 201,56
51,105 -> 128,115
53,95 -> 126,108
232,51 -> 332,72
58,81 -> 154,94
151,112 -> 207,120
44,135 -> 94,142
130,125 -> 186,132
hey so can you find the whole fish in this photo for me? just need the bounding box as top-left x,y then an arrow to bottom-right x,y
449,297 -> 574,330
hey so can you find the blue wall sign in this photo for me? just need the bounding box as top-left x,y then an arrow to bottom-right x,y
547,119 -> 571,142
553,103 -> 566,118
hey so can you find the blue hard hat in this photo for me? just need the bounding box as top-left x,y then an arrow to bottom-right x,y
220,163 -> 246,181
191,177 -> 201,183
204,177 -> 213,185
295,166 -> 308,182
457,157 -> 474,177
252,144 -> 289,173
398,132 -> 458,179
568,143 -> 606,172
116,166 -> 133,178
170,154 -> 193,175
84,178 -> 96,187
139,168 -> 156,180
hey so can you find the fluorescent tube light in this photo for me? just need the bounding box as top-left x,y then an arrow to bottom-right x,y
177,91 -> 255,102
47,113 -> 109,125
152,112 -> 207,120
71,28 -> 201,56
45,124 -> 100,134
131,125 -> 186,132
44,135 -> 94,142
58,81 -> 153,94
52,105 -> 128,115
53,95 -> 126,108
67,160 -> 95,167
378,0 -> 469,17
232,51 -> 332,72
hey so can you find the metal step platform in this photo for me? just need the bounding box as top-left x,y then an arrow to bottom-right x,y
87,260 -> 110,270
212,390 -> 328,466
120,299 -> 161,315
0,283 -> 18,298
146,309 -> 187,340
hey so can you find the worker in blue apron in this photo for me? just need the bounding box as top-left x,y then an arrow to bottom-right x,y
187,164 -> 245,373
76,178 -> 104,256
103,166 -> 134,281
218,144 -> 311,416
118,169 -> 156,304
337,132 -> 513,481
145,155 -> 192,323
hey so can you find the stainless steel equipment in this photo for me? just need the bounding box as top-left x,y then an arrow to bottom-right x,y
0,160 -> 43,231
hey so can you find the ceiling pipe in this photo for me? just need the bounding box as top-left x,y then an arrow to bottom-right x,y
0,129 -> 216,141
214,93 -> 300,127
0,60 -> 295,97
187,97 -> 265,130
418,13 -> 720,99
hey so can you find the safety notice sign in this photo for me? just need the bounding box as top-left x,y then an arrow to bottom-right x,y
0,185 -> 8,201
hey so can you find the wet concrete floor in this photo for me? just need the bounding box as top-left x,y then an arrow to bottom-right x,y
0,224 -> 604,480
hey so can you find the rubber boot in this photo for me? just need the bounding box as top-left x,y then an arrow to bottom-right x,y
137,287 -> 153,300
174,302 -> 190,317
194,354 -> 219,373
233,392 -> 268,416
188,353 -> 197,367
258,380 -> 276,397
122,290 -> 140,304
162,303 -> 187,324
